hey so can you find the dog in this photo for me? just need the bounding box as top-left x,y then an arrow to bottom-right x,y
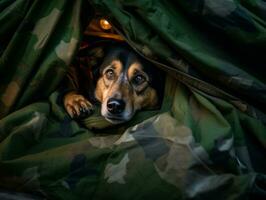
63,43 -> 164,124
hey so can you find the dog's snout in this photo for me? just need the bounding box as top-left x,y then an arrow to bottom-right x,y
107,98 -> 125,114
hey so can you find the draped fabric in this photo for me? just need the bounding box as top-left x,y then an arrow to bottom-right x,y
0,0 -> 86,118
0,0 -> 266,199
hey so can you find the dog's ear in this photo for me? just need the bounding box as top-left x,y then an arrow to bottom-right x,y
153,66 -> 165,106
89,46 -> 106,80
143,60 -> 165,106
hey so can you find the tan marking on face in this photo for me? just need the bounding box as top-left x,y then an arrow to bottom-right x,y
95,60 -> 122,101
106,60 -> 123,75
127,62 -> 157,110
127,63 -> 143,79
95,78 -> 105,102
133,87 -> 158,110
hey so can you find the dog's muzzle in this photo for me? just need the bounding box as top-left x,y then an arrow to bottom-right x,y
102,98 -> 134,124
107,98 -> 125,115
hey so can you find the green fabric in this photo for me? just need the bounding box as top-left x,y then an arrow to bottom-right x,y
0,0 -> 84,118
0,0 -> 266,199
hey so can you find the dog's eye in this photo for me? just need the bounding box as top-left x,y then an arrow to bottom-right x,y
105,69 -> 115,80
133,75 -> 146,85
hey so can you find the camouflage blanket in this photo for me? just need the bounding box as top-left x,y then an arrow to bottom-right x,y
0,0 -> 266,199
1,75 -> 265,199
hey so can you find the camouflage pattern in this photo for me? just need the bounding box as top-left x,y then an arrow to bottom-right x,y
0,0 -> 85,118
0,0 -> 266,199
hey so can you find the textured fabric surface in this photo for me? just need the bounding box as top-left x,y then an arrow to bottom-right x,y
0,0 -> 266,199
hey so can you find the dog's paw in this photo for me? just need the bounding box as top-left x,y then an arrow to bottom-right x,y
63,92 -> 94,119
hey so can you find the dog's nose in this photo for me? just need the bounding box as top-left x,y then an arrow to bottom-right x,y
107,98 -> 125,114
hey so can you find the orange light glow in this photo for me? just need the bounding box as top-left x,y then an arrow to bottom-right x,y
99,19 -> 112,30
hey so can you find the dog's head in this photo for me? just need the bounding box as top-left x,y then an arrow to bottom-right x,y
94,44 -> 162,124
